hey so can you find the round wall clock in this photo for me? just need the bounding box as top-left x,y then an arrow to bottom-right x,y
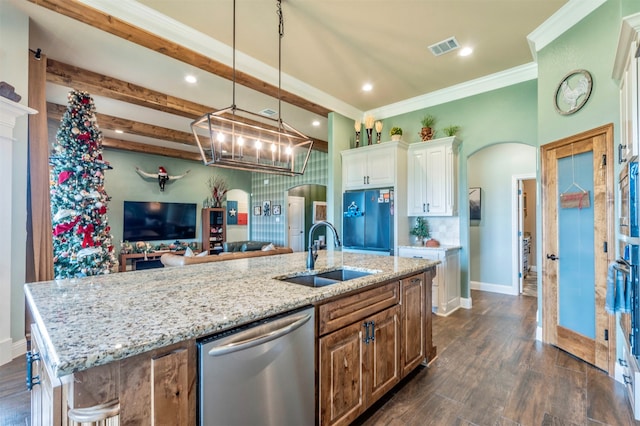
554,69 -> 593,115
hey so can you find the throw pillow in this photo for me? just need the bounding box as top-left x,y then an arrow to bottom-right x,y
261,243 -> 275,251
184,247 -> 195,257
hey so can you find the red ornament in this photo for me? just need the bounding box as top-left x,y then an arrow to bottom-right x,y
58,170 -> 73,184
78,133 -> 90,141
77,224 -> 95,248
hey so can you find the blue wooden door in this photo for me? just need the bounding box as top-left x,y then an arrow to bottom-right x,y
541,125 -> 614,372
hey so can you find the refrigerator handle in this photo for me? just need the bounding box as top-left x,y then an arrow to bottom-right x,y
363,176 -> 366,185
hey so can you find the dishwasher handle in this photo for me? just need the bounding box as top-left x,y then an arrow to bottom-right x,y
208,311 -> 312,357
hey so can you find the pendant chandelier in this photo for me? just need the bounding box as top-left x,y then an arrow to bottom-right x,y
191,0 -> 314,176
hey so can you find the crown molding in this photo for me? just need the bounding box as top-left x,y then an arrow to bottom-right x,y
365,63 -> 538,120
612,12 -> 640,80
527,0 -> 607,61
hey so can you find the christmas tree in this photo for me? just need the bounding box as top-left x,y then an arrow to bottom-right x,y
50,90 -> 116,279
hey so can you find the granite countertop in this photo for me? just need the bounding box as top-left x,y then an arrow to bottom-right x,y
25,251 -> 437,378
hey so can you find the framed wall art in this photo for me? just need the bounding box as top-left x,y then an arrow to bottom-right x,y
469,187 -> 481,221
313,201 -> 327,224
253,205 -> 261,216
272,205 -> 281,215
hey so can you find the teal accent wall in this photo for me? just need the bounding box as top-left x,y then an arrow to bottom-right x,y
102,149 -> 251,250
250,150 -> 328,245
380,80 -> 538,300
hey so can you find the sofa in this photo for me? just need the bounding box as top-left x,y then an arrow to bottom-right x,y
160,242 -> 293,267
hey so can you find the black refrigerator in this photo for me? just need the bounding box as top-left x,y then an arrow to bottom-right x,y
343,188 -> 394,254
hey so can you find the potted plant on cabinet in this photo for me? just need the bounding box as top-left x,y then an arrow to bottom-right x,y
410,217 -> 430,246
420,114 -> 436,141
443,125 -> 461,137
390,127 -> 403,141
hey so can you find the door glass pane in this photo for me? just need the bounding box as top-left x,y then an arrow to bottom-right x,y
557,151 -> 595,338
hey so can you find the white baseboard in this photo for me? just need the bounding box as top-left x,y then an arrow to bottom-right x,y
470,280 -> 519,295
0,337 -> 11,366
460,297 -> 472,309
12,338 -> 26,358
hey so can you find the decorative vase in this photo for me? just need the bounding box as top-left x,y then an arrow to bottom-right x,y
355,131 -> 361,148
391,135 -> 401,141
376,132 -> 382,144
425,238 -> 440,247
420,127 -> 434,141
366,128 -> 373,146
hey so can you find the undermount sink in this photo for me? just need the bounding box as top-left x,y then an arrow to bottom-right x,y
276,268 -> 376,287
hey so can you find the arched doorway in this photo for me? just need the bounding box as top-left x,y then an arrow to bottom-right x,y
467,142 -> 536,296
287,184 -> 326,252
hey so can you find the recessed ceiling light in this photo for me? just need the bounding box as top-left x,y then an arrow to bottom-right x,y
115,129 -> 124,134
362,83 -> 373,92
185,75 -> 197,84
312,120 -> 320,127
459,47 -> 473,57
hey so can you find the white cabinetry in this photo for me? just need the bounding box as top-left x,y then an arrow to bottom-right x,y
398,246 -> 461,316
407,137 -> 459,216
342,143 -> 398,190
614,14 -> 640,163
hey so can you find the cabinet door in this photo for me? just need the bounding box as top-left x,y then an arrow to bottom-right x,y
400,274 -> 425,377
30,325 -> 64,426
366,147 -> 395,188
407,149 -> 428,215
424,144 -> 447,216
443,250 -> 461,314
366,306 -> 400,405
319,321 -> 366,426
342,153 -> 368,189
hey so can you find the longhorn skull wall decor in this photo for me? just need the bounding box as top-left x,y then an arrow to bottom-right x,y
135,166 -> 190,191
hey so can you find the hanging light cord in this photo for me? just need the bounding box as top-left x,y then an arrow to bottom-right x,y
277,0 -> 284,131
232,0 -> 237,110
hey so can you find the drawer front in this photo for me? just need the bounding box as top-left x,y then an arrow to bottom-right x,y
319,282 -> 400,336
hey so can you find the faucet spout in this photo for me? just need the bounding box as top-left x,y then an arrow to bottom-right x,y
306,220 -> 342,270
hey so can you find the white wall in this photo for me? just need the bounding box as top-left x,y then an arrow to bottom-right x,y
468,143 -> 536,292
0,1 -> 29,357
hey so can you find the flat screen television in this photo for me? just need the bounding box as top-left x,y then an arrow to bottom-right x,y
123,201 -> 197,242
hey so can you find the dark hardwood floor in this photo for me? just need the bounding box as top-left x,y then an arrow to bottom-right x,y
357,290 -> 638,425
1,290 -> 637,425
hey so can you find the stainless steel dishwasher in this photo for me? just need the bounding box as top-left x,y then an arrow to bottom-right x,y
198,306 -> 315,426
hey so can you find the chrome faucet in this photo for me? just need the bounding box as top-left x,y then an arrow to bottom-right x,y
307,220 -> 342,270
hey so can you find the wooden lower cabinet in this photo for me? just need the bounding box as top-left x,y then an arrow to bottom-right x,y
29,324 -> 196,426
318,272 -> 434,426
319,305 -> 400,426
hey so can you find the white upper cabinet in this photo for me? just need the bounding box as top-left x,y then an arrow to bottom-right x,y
614,14 -> 640,164
407,137 -> 460,216
342,142 -> 403,190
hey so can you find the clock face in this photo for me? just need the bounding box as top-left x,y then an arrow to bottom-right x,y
554,69 -> 593,115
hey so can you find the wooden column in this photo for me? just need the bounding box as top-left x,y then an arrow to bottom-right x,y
27,52 -> 53,284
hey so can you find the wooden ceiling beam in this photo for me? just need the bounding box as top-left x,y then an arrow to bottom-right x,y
29,0 -> 332,118
46,59 -> 210,119
102,137 -> 203,163
47,102 -> 197,147
46,59 -> 328,153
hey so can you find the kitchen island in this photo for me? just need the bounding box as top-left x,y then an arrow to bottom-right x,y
25,250 -> 437,425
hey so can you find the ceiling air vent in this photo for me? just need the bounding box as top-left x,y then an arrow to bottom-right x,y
259,108 -> 278,117
428,37 -> 460,56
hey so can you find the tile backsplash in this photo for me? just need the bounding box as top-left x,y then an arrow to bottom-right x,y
411,216 -> 460,246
